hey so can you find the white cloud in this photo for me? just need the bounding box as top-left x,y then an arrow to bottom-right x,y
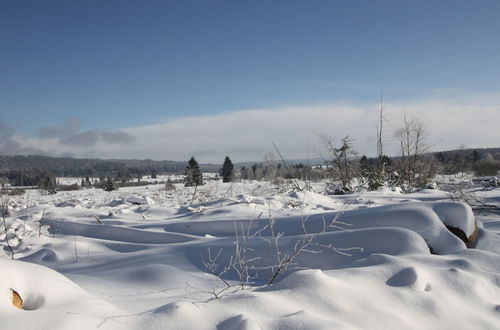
397,100 -> 500,151
119,104 -> 372,162
22,117 -> 136,153
8,98 -> 500,162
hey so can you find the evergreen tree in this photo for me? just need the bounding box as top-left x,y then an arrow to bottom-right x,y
221,156 -> 234,183
47,181 -> 57,195
40,176 -> 57,195
46,179 -> 57,195
184,157 -> 203,187
472,149 -> 481,163
103,177 -> 118,191
435,152 -> 445,164
359,155 -> 370,176
251,163 -> 258,179
379,154 -> 392,167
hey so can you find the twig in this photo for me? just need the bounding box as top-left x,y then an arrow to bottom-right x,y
271,141 -> 302,191
38,209 -> 46,237
189,185 -> 198,207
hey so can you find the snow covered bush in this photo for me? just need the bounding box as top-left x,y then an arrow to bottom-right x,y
319,134 -> 358,192
165,178 -> 176,191
103,177 -> 119,191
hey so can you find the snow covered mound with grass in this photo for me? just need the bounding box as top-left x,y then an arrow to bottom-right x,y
163,201 -> 475,255
1,180 -> 500,329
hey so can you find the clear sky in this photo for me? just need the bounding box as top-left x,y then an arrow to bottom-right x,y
1,0 -> 500,162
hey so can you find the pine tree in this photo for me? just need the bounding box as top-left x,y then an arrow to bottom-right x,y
472,149 -> 481,163
359,155 -> 369,176
184,157 -> 203,187
103,177 -> 118,191
221,156 -> 234,183
41,176 -> 57,195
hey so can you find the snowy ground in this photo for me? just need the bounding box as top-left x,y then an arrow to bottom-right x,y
1,178 -> 500,329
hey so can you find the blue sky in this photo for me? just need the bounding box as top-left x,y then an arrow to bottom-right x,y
1,0 -> 500,161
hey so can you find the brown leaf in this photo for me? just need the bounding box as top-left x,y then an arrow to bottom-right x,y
11,289 -> 24,310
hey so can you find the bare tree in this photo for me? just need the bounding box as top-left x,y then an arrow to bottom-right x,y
361,94 -> 391,191
376,93 -> 385,167
263,153 -> 279,182
394,113 -> 431,191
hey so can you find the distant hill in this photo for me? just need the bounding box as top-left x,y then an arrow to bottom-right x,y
0,155 -> 219,177
234,157 -> 325,168
1,147 -> 498,180
432,147 -> 500,161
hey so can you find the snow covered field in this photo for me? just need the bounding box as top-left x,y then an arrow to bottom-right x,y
1,178 -> 500,329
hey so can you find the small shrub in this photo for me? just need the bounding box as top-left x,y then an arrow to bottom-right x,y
119,181 -> 150,187
272,177 -> 285,186
165,178 -> 176,191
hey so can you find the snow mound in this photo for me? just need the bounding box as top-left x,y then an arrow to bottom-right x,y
22,247 -> 61,263
165,201 -> 473,254
47,219 -> 196,244
0,259 -> 121,329
2,181 -> 499,329
431,201 -> 477,244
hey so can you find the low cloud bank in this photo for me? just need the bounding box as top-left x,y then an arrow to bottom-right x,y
3,98 -> 499,162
